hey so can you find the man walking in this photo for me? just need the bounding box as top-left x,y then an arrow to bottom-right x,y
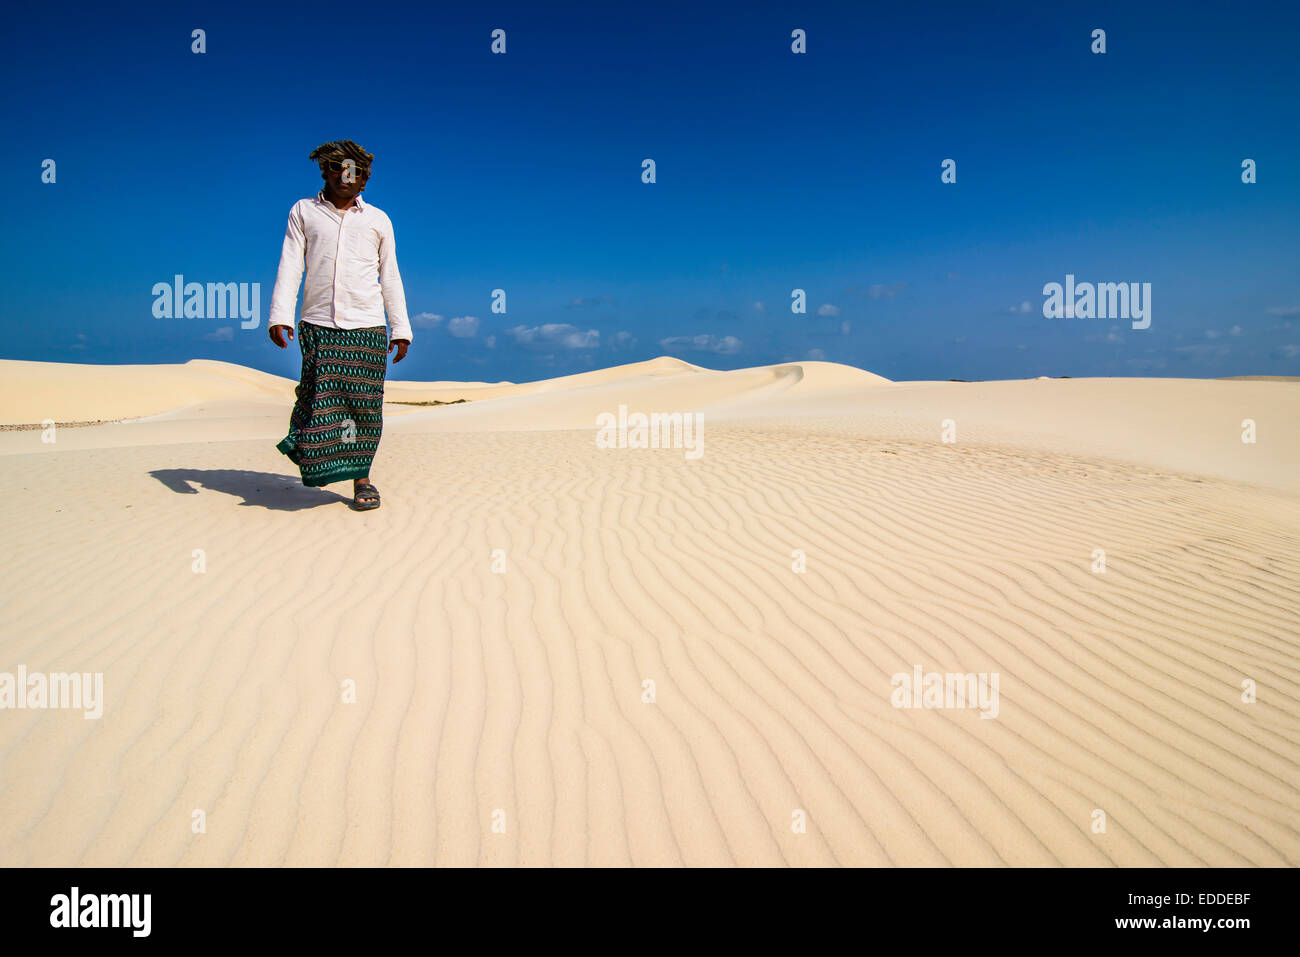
268,139 -> 412,510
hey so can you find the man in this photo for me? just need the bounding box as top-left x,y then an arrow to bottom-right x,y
268,139 -> 413,510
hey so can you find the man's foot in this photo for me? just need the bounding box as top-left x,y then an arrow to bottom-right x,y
352,482 -> 381,510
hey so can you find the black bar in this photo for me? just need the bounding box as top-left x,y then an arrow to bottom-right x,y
0,867 -> 1286,944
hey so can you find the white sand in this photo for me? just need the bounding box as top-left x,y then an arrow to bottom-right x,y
0,356 -> 1297,865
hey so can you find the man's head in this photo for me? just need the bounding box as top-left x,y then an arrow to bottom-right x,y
310,139 -> 373,203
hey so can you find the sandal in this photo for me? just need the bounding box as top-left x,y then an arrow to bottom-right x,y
352,483 -> 381,511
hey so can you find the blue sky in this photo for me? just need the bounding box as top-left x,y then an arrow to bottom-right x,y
4,0 -> 1298,382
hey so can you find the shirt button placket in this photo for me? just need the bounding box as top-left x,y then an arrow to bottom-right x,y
334,211 -> 345,320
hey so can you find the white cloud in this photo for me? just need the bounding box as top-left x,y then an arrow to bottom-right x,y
1084,326 -> 1125,344
818,303 -> 840,317
867,282 -> 905,299
203,326 -> 233,342
485,335 -> 496,349
806,348 -> 826,360
1266,305 -> 1300,316
507,323 -> 600,349
1174,343 -> 1231,358
1207,324 -> 1244,339
412,312 -> 443,328
840,320 -> 851,335
448,315 -> 480,338
754,301 -> 766,313
659,334 -> 742,355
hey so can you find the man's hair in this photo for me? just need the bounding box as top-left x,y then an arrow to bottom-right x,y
309,140 -> 374,188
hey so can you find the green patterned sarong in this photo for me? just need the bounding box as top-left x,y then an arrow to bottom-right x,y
276,322 -> 388,487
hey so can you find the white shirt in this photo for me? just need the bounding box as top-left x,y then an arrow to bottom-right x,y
268,192 -> 414,342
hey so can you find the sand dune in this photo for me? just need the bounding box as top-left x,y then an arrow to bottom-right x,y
0,358 -> 296,424
0,357 -> 1297,866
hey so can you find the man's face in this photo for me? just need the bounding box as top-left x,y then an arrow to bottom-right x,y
323,160 -> 370,200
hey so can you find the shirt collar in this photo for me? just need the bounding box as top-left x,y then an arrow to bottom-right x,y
315,190 -> 367,212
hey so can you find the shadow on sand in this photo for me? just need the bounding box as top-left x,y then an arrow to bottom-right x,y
150,468 -> 351,511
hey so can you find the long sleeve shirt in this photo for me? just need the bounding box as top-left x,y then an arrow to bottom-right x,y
267,192 -> 413,342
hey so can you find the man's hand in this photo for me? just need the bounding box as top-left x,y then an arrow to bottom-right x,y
269,324 -> 295,348
389,339 -> 410,363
